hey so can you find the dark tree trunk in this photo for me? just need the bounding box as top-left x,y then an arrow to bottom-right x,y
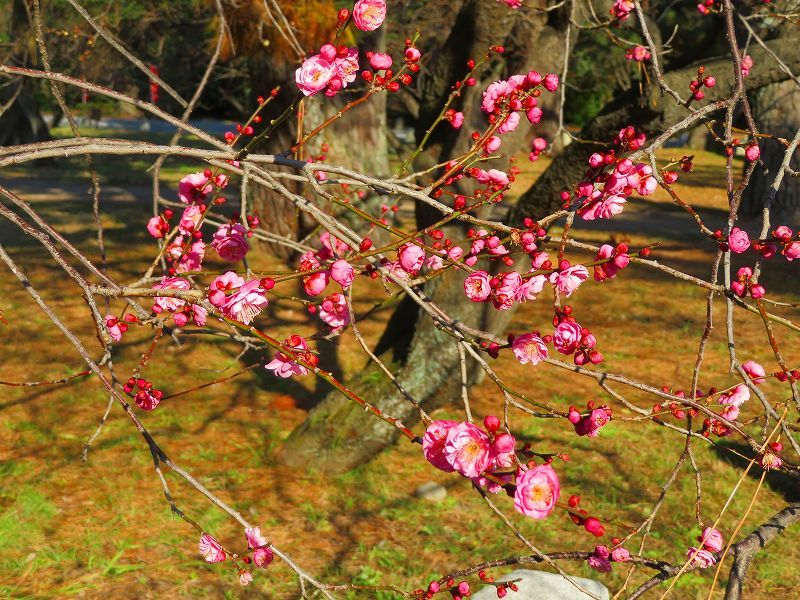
280,0 -> 573,473
740,80 -> 800,224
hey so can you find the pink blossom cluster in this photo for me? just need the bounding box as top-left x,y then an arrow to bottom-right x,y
165,235 -> 206,273
479,70 -> 559,155
123,377 -> 163,411
296,44 -> 359,97
152,276 -> 207,326
178,170 -> 228,204
265,335 -> 316,378
610,0 -> 635,21
553,317 -> 603,365
594,243 -> 630,281
568,402 -> 612,438
751,225 -> 800,261
625,45 -> 651,62
697,0 -> 717,14
423,416 -> 560,520
576,145 -> 657,222
104,313 -> 137,342
687,526 -> 725,568
463,269 -> 547,310
211,222 -> 250,262
587,543 -> 630,572
730,266 -> 765,299
208,272 -> 268,325
529,136 -> 547,162
199,527 -> 275,586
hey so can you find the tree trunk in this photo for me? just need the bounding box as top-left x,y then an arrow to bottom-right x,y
280,0 -> 573,473
740,80 -> 800,224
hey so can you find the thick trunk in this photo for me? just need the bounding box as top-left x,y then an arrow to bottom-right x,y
740,80 -> 800,224
0,85 -> 51,147
280,0 -> 572,473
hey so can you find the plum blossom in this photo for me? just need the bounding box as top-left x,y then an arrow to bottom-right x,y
728,227 -> 751,253
515,274 -> 547,302
147,215 -> 169,238
699,527 -> 724,553
239,571 -> 253,586
512,333 -> 548,366
398,243 -> 425,274
443,422 -> 493,478
553,321 -> 583,355
568,406 -> 612,438
368,52 -> 392,70
199,534 -> 226,563
687,547 -> 717,568
209,272 -> 268,324
296,55 -> 335,96
741,54 -> 753,77
464,271 -> 491,302
105,315 -> 124,342
578,193 -> 626,220
550,265 -> 589,297
330,259 -> 355,288
175,240 -> 205,273
492,433 -> 517,468
611,547 -> 630,562
319,292 -> 349,330
244,527 -> 274,568
265,335 -> 312,378
513,464 -> 560,519
423,420 -> 458,472
178,204 -> 203,235
152,276 -> 190,312
718,384 -> 749,407
588,555 -> 612,573
742,360 -> 766,384
352,0 -> 386,31
211,223 -> 249,262
594,244 -> 630,280
178,172 -> 212,204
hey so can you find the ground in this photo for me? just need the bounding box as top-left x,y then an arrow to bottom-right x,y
0,129 -> 798,599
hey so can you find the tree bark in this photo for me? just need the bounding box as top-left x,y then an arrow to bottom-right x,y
280,0 -> 573,473
740,79 -> 800,224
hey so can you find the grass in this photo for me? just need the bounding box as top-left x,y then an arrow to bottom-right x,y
0,131 -> 798,598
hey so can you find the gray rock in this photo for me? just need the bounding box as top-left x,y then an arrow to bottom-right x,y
415,481 -> 447,502
471,569 -> 609,600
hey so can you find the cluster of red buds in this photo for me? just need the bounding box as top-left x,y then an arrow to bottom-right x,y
688,66 -> 716,101
731,266 -> 765,299
567,494 -> 607,538
123,377 -> 164,410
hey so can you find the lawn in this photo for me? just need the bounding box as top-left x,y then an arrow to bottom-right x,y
0,132 -> 798,599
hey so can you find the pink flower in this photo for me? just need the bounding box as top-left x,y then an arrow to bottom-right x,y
699,527 -> 724,553
147,216 -> 168,238
550,265 -> 588,297
239,571 -> 253,586
718,384 -> 749,407
464,271 -> 491,302
760,452 -> 783,470
330,259 -> 355,288
493,272 -> 522,310
153,276 -> 190,312
219,279 -> 268,324
569,407 -> 611,438
352,0 -> 386,31
483,136 -> 502,154
543,73 -> 559,92
398,243 -> 425,274
497,111 -> 520,134
687,547 -> 717,568
588,556 -> 612,572
443,422 -> 493,478
295,55 -> 335,96
783,241 -> 800,261
742,360 -> 766,384
199,534 -> 226,563
492,433 -> 517,468
318,232 -> 353,261
319,293 -> 349,330
451,111 -> 464,128
611,547 -> 630,562
304,271 -> 330,296
498,0 -> 522,8
728,227 -> 751,253
744,145 -> 760,161
178,172 -> 212,204
513,464 -> 560,519
369,52 -> 392,70
245,527 -> 268,550
105,315 -> 123,342
211,223 -> 249,262
176,240 -> 205,273
179,204 -> 203,235
594,244 -> 629,280
253,547 -> 274,568
578,194 -> 626,220
553,321 -> 583,355
423,420 -> 458,472
741,54 -> 753,76
512,333 -> 548,366
265,335 -> 311,378
515,274 -> 547,302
